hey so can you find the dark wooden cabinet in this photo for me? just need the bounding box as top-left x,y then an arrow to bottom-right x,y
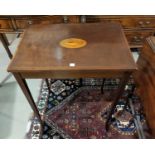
0,15 -> 79,31
14,16 -> 64,30
0,18 -> 13,31
125,30 -> 154,48
86,16 -> 155,29
85,16 -> 155,48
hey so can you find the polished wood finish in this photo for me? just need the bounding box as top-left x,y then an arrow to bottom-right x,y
7,23 -> 137,132
134,36 -> 155,137
8,23 -> 137,74
20,71 -> 128,79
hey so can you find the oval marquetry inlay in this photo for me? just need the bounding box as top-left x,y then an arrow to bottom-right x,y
59,38 -> 87,48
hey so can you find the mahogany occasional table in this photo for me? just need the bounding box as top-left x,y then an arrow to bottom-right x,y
7,23 -> 137,134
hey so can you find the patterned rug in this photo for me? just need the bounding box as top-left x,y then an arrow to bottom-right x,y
26,78 -> 147,139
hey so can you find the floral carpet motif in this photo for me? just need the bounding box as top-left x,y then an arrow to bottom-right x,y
26,78 -> 146,139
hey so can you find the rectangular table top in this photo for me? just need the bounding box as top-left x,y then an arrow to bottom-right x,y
8,23 -> 137,74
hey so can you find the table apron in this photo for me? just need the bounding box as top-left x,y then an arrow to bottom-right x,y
19,71 -> 132,79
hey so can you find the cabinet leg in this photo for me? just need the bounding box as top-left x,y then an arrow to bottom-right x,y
0,33 -> 12,59
2,33 -> 10,46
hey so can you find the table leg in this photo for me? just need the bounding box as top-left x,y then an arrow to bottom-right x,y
2,33 -> 10,46
101,78 -> 106,94
79,78 -> 83,87
123,84 -> 136,111
105,72 -> 131,131
45,78 -> 51,94
13,73 -> 43,130
0,33 -> 12,59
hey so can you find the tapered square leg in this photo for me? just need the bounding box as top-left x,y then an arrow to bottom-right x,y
79,78 -> 83,87
0,33 -> 12,59
105,72 -> 131,131
45,78 -> 52,94
101,78 -> 106,94
13,73 -> 43,135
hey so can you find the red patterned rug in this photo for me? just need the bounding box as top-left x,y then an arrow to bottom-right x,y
46,87 -> 137,138
26,79 -> 150,139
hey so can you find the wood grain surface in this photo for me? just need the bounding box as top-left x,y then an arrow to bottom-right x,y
8,23 -> 137,76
